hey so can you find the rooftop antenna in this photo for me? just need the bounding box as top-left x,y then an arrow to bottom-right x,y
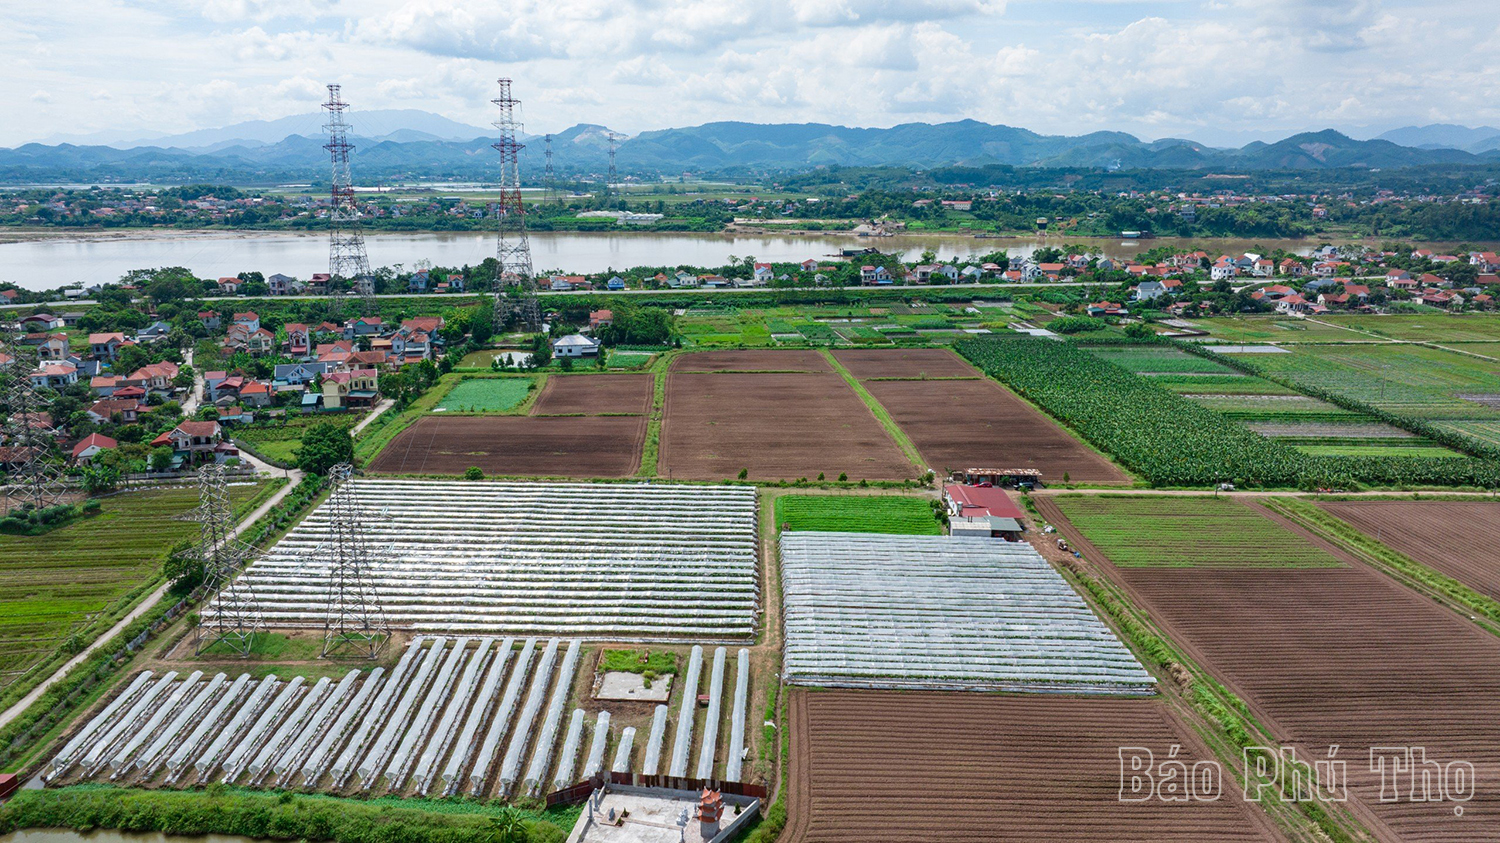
324,83 -> 375,318
1,340 -> 66,512
192,464 -> 264,657
319,464 -> 390,659
491,79 -> 539,333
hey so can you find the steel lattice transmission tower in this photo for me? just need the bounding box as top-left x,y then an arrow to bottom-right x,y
319,464 -> 389,660
1,340 -> 66,512
491,78 -> 539,333
192,464 -> 263,657
323,83 -> 375,317
605,132 -> 620,198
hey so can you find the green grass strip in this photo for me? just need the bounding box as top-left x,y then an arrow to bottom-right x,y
819,349 -> 928,474
773,494 -> 943,535
1262,496 -> 1500,637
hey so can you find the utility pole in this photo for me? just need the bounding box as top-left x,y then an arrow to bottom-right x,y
491,79 -> 539,333
1,340 -> 66,512
324,83 -> 374,318
605,132 -> 620,200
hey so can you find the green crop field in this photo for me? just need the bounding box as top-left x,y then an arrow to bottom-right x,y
773,494 -> 943,535
1253,343 -> 1500,422
1054,495 -> 1345,568
1152,374 -> 1298,395
0,484 -> 263,683
1194,317 -> 1369,343
1087,346 -> 1238,375
434,377 -> 534,413
234,413 -> 362,464
1322,314 -> 1500,343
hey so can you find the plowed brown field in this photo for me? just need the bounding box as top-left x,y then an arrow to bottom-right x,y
1040,496 -> 1500,842
1320,500 -> 1500,601
863,377 -> 1128,482
658,372 -> 915,481
833,348 -> 979,379
532,373 -> 652,415
669,349 -> 832,372
368,415 -> 645,477
784,689 -> 1282,842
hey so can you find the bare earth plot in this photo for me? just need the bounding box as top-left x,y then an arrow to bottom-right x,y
532,373 -> 653,415
369,415 -> 646,477
1320,500 -> 1500,602
784,689 -> 1283,843
669,349 -> 832,373
833,348 -> 978,379
658,372 -> 915,482
862,377 -> 1128,482
1041,496 -> 1500,842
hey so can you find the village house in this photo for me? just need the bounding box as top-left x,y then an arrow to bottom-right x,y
284,323 -> 310,357
199,311 -> 221,332
232,311 -> 260,333
217,277 -> 242,295
552,334 -> 601,358
30,362 -> 78,389
86,398 -> 140,424
321,368 -> 379,411
267,273 -> 302,296
71,433 -> 117,464
88,332 -> 128,362
34,333 -> 69,362
150,420 -> 224,463
589,310 -> 614,330
20,313 -> 63,331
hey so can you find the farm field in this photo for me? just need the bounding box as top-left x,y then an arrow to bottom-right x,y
0,485 -> 262,685
234,413 -> 362,464
434,377 -> 534,413
1041,494 -> 1500,841
368,415 -> 646,477
1191,316 -> 1370,343
862,376 -> 1130,482
779,532 -> 1152,693
784,689 -> 1281,842
1319,500 -> 1500,601
1052,495 -> 1344,568
1253,342 -> 1500,422
668,349 -> 831,372
1321,313 -> 1500,343
772,494 -> 943,535
1085,343 -> 1464,458
658,371 -> 915,482
531,374 -> 652,415
236,480 -> 758,637
832,348 -> 978,379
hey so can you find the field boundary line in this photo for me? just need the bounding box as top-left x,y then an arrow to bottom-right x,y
1033,495 -> 1374,843
818,349 -> 928,474
1261,496 -> 1500,638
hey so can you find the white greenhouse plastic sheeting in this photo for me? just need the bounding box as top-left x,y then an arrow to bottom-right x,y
522,639 -> 581,796
779,532 -> 1155,695
725,648 -> 750,782
642,704 -> 669,776
695,648 -> 726,780
668,646 -> 703,778
611,726 -> 636,774
45,636 -> 590,800
218,481 -> 760,638
582,711 -> 610,780
551,709 -> 586,790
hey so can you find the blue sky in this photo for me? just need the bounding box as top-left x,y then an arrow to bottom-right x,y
4,0 -> 1496,147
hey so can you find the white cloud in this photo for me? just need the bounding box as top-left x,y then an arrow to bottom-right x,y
3,0 -> 1500,147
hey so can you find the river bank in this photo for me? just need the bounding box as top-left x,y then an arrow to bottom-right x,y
3,227 -> 1497,292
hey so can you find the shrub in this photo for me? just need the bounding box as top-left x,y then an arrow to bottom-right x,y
464,466 -> 484,480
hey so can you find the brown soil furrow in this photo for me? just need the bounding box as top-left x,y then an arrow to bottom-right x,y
368,415 -> 645,477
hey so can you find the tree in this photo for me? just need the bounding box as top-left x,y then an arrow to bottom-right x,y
81,463 -> 119,493
465,466 -> 484,480
149,446 -> 174,472
297,422 -> 354,475
163,539 -> 205,595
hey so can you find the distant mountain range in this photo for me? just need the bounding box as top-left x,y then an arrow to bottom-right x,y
5,115 -> 1500,183
1375,124 -> 1500,154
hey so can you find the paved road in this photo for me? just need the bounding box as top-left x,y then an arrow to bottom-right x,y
350,397 -> 395,436
0,464 -> 305,731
